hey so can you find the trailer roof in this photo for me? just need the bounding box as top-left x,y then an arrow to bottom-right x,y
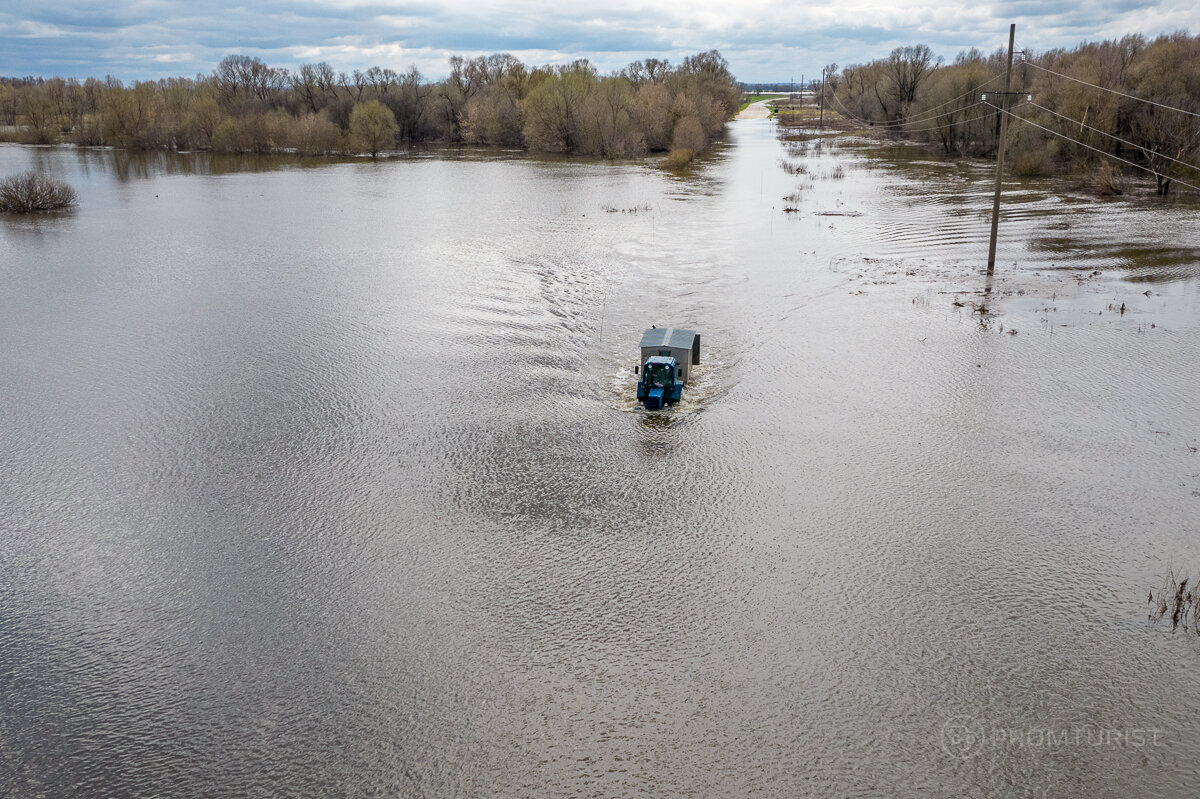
639,327 -> 697,350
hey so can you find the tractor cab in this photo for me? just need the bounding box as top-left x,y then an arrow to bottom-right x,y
636,355 -> 683,409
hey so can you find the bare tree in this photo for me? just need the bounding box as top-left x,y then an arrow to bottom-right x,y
292,64 -> 326,113
885,45 -> 941,116
624,58 -> 671,86
213,54 -> 288,106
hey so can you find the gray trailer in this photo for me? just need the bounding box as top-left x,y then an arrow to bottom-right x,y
638,326 -> 700,383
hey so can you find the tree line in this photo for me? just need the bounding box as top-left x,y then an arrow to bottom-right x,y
824,32 -> 1200,195
0,51 -> 741,162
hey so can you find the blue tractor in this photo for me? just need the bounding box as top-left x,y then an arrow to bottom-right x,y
635,327 -> 699,410
636,355 -> 684,409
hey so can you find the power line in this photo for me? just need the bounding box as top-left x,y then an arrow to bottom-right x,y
993,103 -> 1200,194
826,74 -> 1004,129
826,91 -> 944,129
830,97 -> 999,137
827,93 -> 909,128
875,74 -> 1005,127
905,73 -> 1006,120
829,93 -> 997,135
894,104 -> 1001,134
1025,61 -> 1200,119
826,92 -> 879,126
1025,100 -> 1200,175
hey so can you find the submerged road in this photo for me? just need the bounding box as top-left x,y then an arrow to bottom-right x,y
734,97 -> 775,120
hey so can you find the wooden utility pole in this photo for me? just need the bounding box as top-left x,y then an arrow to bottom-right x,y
819,68 -> 826,130
986,23 -> 1016,275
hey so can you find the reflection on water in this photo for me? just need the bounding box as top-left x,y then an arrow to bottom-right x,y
9,142 -> 624,185
1,127 -> 1199,798
775,129 -> 1200,287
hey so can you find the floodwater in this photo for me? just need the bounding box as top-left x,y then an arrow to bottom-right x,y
1,122 -> 1198,798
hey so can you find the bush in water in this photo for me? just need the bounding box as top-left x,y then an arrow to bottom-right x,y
0,171 -> 78,213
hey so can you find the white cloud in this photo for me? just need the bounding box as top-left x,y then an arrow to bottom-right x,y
0,0 -> 1197,81
6,20 -> 71,38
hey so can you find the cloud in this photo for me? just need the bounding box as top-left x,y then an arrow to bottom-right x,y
0,0 -> 1197,82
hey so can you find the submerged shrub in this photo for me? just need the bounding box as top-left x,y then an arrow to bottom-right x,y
671,116 -> 707,153
1012,147 -> 1055,178
1083,160 -> 1130,196
0,171 -> 78,213
664,148 -> 694,168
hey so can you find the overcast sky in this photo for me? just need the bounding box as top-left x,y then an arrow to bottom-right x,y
2,0 -> 1197,84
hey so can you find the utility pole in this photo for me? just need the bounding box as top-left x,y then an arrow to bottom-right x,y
986,23 -> 1016,275
819,68 -> 826,130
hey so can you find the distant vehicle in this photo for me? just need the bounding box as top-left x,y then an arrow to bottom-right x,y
634,327 -> 700,410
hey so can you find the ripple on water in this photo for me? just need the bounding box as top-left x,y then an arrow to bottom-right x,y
1,128 -> 1199,798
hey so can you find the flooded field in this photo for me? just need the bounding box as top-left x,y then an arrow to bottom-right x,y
1,121 -> 1198,797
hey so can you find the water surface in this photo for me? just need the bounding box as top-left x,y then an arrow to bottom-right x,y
1,126 -> 1198,797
